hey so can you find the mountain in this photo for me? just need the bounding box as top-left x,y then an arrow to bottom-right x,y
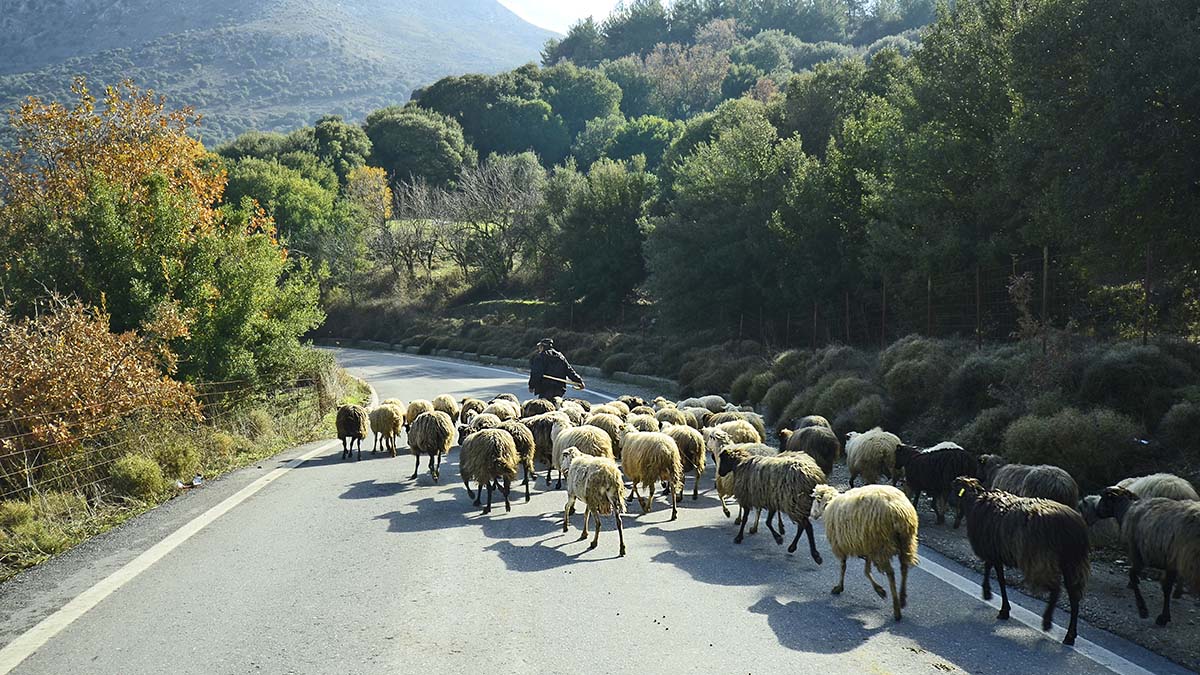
0,0 -> 556,144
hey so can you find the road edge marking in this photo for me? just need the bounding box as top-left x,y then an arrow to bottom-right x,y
916,548 -> 1156,675
0,440 -> 340,674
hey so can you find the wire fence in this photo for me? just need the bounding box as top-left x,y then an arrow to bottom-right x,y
0,378 -> 334,503
725,248 -> 1194,351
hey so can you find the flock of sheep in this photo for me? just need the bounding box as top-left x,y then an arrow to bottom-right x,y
335,390 -> 1200,647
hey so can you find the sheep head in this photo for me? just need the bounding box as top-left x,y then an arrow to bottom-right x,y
1096,486 -> 1138,521
560,446 -> 582,477
810,484 -> 840,520
952,476 -> 986,508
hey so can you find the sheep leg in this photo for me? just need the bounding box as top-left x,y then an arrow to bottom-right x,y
644,481 -> 655,514
579,509 -> 590,541
981,562 -> 993,600
430,453 -> 440,482
692,469 -> 700,501
502,477 -> 512,513
952,498 -> 964,529
372,432 -> 378,453
933,494 -> 946,525
995,564 -> 1011,620
776,511 -> 785,536
881,561 -> 901,620
765,510 -> 784,545
1129,557 -> 1150,619
1156,570 -> 1177,626
1065,579 -> 1081,646
734,508 -> 750,544
563,497 -> 574,533
803,518 -> 822,564
899,559 -> 909,608
832,557 -> 847,595
390,434 -> 397,458
523,468 -> 531,502
463,474 -> 476,500
749,508 -> 762,535
483,482 -> 493,515
472,481 -> 482,507
589,509 -> 602,550
782,516 -> 801,554
864,560 -> 887,598
668,480 -> 677,521
848,472 -> 857,488
555,467 -> 562,491
341,438 -> 348,460
410,455 -> 420,479
546,467 -> 552,486
356,438 -> 362,461
614,506 -> 626,557
1042,583 -> 1060,631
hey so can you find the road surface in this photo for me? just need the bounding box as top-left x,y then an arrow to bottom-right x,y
0,347 -> 1190,675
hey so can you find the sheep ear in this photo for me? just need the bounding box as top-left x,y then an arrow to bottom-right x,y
958,488 -> 965,497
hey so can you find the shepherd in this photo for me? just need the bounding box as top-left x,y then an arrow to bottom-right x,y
528,338 -> 585,399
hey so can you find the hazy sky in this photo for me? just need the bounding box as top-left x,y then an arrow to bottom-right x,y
496,1 -> 623,34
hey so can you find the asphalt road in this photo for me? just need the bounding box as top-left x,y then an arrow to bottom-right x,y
0,347 -> 1191,675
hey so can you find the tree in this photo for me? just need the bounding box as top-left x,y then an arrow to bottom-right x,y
0,80 -> 323,386
604,56 -> 657,118
556,157 -> 658,308
363,106 -> 477,186
224,157 -> 336,250
571,114 -> 626,168
540,63 -> 623,136
381,178 -> 444,283
542,17 -> 606,67
646,108 -> 801,328
643,42 -> 731,118
310,115 -> 373,186
606,115 -> 682,170
602,0 -> 670,59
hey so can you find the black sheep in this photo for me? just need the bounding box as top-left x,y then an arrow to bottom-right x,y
954,477 -> 1090,646
894,443 -> 977,527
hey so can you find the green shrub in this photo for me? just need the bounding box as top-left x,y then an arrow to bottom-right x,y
35,492 -> 88,521
1029,390 -> 1071,418
778,393 -> 810,436
154,437 -> 201,481
943,351 -> 1011,415
761,380 -> 797,424
1159,402 -> 1200,462
1079,344 -> 1192,426
883,356 -> 951,417
953,406 -> 1016,454
1003,407 -> 1143,490
602,353 -> 636,376
5,520 -> 70,557
0,500 -> 35,530
833,394 -> 890,436
417,337 -> 437,355
879,334 -> 949,374
731,367 -> 767,404
805,345 -> 872,382
244,408 -> 275,441
772,350 -> 811,379
813,377 -> 880,420
747,371 -> 780,407
109,454 -> 167,501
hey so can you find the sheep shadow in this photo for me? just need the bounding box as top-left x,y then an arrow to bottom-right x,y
374,496 -> 472,535
748,595 -> 884,653
485,535 -> 625,572
340,479 -> 420,500
642,521 -> 826,588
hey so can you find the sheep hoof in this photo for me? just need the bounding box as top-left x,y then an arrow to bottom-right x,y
875,587 -> 887,599
588,541 -> 598,550
1063,635 -> 1076,646
1155,615 -> 1170,627
562,524 -> 569,533
812,553 -> 823,565
893,611 -> 902,621
831,585 -> 844,595
505,504 -> 511,512
670,512 -> 677,521
997,609 -> 1010,621
734,535 -> 744,544
982,588 -> 992,601
900,594 -> 907,608
787,543 -> 798,553
772,534 -> 783,545
482,508 -> 491,515
1042,617 -> 1052,631
578,532 -> 587,541
1137,606 -> 1149,619
619,546 -> 626,557
749,526 -> 758,534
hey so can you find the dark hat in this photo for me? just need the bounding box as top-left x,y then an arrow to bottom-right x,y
537,338 -> 554,348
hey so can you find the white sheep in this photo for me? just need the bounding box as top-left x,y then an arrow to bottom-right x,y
619,430 -> 683,520
811,484 -> 919,620
845,427 -> 902,487
561,446 -> 627,556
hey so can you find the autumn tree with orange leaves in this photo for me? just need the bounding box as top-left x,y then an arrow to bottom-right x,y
0,79 -> 324,386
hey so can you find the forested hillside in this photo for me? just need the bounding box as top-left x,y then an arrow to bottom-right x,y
0,0 -> 555,143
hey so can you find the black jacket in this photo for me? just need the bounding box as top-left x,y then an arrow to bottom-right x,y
529,349 -> 582,398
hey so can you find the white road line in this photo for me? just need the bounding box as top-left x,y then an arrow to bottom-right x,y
0,440 -> 340,675
916,550 -> 1155,675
